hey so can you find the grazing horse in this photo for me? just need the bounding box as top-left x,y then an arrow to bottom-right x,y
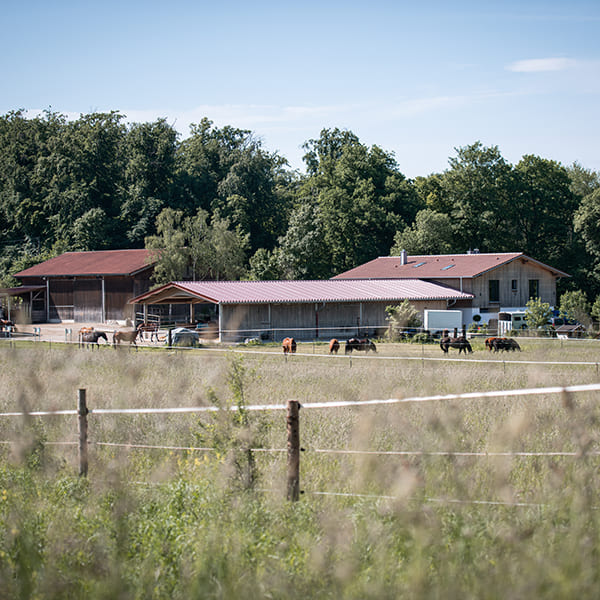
485,337 -> 500,351
440,336 -> 473,354
137,322 -> 159,342
492,337 -> 521,352
282,337 -> 297,354
80,331 -> 108,349
113,328 -> 139,349
345,338 -> 377,354
329,339 -> 340,354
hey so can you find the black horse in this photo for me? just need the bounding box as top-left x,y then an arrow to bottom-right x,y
492,337 -> 521,352
440,336 -> 473,354
80,330 -> 108,349
345,338 -> 377,354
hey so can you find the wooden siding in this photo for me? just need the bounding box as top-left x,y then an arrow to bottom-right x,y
48,279 -> 73,321
219,299 -> 448,341
74,279 -> 102,322
429,259 -> 559,309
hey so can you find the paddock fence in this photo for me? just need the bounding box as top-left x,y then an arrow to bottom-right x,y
2,383 -> 600,505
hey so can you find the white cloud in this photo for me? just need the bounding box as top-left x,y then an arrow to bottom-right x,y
506,57 -> 577,72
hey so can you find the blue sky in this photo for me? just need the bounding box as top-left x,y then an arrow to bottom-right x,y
2,0 -> 599,177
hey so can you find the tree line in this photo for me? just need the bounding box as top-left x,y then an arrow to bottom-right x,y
1,109 -> 599,303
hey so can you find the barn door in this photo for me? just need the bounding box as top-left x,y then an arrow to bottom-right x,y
73,279 -> 102,322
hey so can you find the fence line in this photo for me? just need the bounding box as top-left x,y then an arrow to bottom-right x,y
2,381 -> 600,419
2,438 -> 597,458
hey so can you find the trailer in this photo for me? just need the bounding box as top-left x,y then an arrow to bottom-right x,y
423,309 -> 463,335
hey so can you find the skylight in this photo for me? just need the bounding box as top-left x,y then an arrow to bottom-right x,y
413,262 -> 426,268
441,264 -> 455,271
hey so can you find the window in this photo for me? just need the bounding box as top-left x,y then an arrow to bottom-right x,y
529,279 -> 539,299
489,279 -> 500,302
511,279 -> 518,291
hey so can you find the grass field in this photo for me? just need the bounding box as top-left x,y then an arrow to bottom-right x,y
1,337 -> 600,598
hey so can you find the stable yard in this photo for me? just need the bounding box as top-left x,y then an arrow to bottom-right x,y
1,337 -> 600,598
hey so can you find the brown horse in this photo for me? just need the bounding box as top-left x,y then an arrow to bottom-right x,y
113,328 -> 139,349
440,336 -> 473,354
329,339 -> 340,354
282,337 -> 297,354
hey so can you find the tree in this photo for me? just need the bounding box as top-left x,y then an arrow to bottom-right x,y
591,295 -> 600,330
385,301 -> 422,341
271,202 -> 329,279
300,128 -> 420,275
512,155 -> 579,271
440,142 -> 514,252
525,297 -> 553,331
390,209 -> 454,255
145,208 -> 187,285
176,118 -> 291,253
119,119 -> 179,246
559,290 -> 592,329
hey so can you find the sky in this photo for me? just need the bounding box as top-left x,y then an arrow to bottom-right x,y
1,0 -> 599,178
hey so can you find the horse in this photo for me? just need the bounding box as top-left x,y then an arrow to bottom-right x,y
329,339 -> 340,354
113,328 -> 139,349
440,336 -> 473,354
282,337 -> 297,354
80,330 -> 108,349
485,337 -> 500,351
345,338 -> 377,354
492,337 -> 521,352
137,322 -> 159,343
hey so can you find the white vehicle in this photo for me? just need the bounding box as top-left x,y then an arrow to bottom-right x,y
423,309 -> 462,334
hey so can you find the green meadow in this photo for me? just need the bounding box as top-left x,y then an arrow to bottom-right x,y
1,337 -> 600,599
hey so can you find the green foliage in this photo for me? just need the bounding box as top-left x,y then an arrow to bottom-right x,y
385,301 -> 422,340
390,208 -> 454,255
300,128 -> 420,275
560,289 -> 592,328
525,297 -> 553,330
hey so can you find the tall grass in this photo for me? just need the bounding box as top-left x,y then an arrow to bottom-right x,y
1,340 -> 600,598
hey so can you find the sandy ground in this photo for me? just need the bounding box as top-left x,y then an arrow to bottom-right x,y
7,322 -> 165,345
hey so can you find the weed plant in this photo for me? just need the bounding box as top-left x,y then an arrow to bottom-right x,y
1,340 -> 600,598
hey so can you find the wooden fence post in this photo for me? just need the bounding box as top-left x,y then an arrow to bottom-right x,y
287,400 -> 300,501
78,389 -> 88,477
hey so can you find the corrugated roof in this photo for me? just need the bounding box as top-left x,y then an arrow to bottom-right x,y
15,249 -> 157,278
332,252 -> 570,279
131,279 -> 474,305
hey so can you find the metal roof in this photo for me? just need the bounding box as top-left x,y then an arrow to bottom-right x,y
130,278 -> 474,305
332,252 -> 571,280
14,249 -> 157,278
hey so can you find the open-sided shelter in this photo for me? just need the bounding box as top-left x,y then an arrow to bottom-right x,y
129,278 -> 474,342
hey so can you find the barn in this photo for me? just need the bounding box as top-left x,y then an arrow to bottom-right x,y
333,250 -> 570,325
129,278 -> 474,342
12,249 -> 157,323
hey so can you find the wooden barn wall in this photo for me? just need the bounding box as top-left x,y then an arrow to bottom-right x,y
427,261 -> 559,310
219,299 -> 448,341
468,262 -> 557,309
73,279 -> 102,322
48,279 -> 74,321
105,277 -> 136,322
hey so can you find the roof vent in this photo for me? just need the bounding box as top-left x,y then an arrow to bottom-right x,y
400,249 -> 408,265
467,248 -> 480,255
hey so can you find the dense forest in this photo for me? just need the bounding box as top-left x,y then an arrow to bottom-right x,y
1,109 -> 600,301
